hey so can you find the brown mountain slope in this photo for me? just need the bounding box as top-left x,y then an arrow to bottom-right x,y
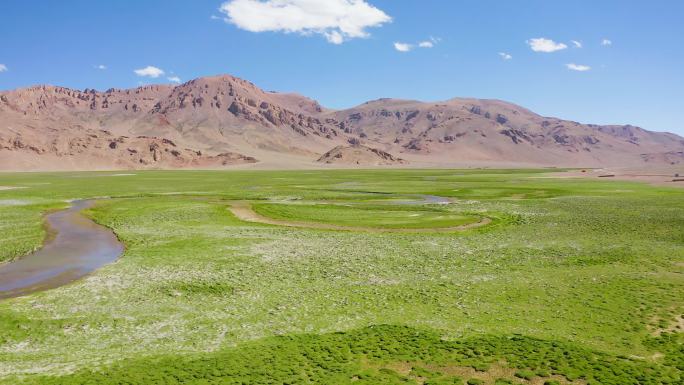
326,98 -> 684,167
1,74 -> 682,170
317,144 -> 405,166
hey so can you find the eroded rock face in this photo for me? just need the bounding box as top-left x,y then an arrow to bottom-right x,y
640,151 -> 684,165
500,129 -> 532,144
0,127 -> 256,170
496,114 -> 508,125
317,144 -> 406,165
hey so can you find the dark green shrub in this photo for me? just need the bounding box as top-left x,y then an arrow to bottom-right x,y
514,370 -> 535,380
425,376 -> 462,385
21,325 -> 681,385
411,366 -> 440,377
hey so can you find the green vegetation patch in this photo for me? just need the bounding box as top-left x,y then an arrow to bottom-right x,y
0,200 -> 65,263
252,202 -> 481,229
12,325 -> 680,385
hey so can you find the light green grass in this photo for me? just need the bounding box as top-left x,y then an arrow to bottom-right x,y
0,200 -> 65,263
252,202 -> 481,229
0,169 -> 682,384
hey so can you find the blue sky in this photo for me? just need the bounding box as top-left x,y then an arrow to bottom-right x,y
1,0 -> 682,135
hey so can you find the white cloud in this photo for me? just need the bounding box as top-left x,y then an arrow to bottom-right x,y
566,63 -> 591,71
571,40 -> 582,48
394,42 -> 413,52
326,30 -> 344,44
397,37 -> 438,52
96,64 -> 107,70
527,38 -> 568,52
0,64 -> 7,72
134,66 -> 165,78
498,52 -> 512,60
219,0 -> 391,44
418,37 -> 439,48
601,38 -> 612,46
167,76 -> 182,83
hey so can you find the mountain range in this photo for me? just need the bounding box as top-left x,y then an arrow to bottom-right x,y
1,74 -> 682,170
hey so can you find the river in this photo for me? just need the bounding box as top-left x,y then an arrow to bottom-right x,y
0,200 -> 123,300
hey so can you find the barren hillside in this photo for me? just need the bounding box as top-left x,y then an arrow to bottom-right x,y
1,74 -> 682,170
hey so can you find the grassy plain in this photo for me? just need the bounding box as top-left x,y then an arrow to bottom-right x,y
0,169 -> 682,384
251,202 -> 481,229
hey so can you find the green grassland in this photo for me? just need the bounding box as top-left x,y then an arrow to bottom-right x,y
252,202 -> 481,229
0,169 -> 682,384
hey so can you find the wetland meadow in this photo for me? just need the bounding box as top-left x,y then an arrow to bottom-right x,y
0,169 -> 682,384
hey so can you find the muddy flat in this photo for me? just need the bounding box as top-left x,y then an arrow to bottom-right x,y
551,167 -> 684,188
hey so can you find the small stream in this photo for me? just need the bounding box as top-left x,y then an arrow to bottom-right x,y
0,200 -> 124,300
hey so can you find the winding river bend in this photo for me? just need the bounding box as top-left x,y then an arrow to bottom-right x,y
0,200 -> 123,300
